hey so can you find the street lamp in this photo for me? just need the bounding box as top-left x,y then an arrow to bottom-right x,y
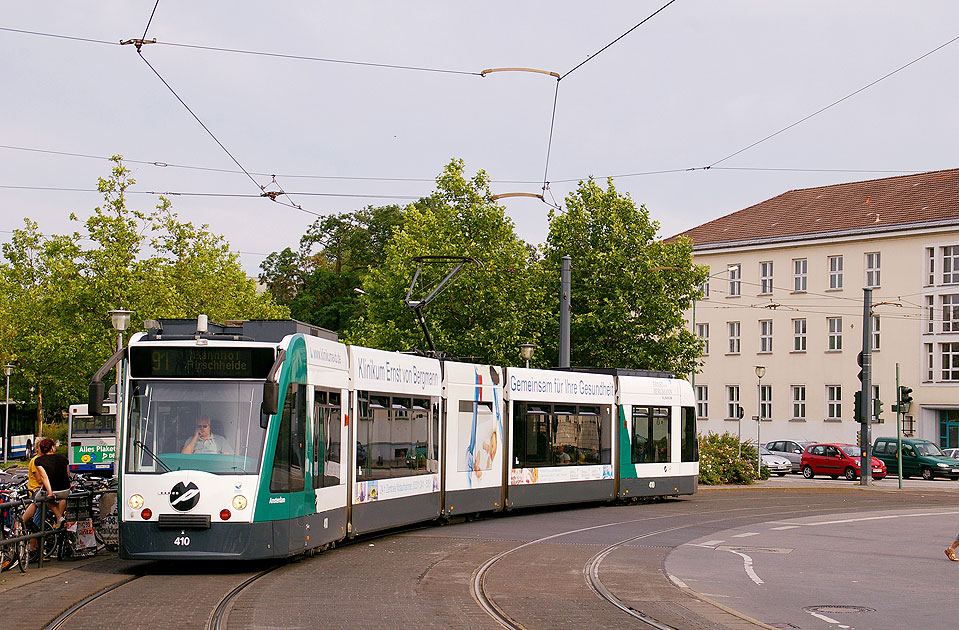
109,309 -> 133,408
3,364 -> 12,464
755,365 -> 766,472
519,343 -> 536,369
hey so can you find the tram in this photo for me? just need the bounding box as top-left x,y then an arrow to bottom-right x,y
88,317 -> 697,560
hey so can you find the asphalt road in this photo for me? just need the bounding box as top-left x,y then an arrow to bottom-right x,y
3,478 -> 957,630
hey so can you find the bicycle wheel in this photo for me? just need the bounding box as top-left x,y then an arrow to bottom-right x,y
13,519 -> 28,573
1,524 -> 16,572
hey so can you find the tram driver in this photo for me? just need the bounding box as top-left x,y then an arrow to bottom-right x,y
181,415 -> 233,455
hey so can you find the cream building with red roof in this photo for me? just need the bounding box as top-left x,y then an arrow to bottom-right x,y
673,169 -> 959,449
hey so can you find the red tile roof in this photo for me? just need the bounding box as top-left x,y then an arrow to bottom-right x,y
670,169 -> 959,248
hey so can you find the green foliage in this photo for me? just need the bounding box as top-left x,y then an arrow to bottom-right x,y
43,421 -> 68,445
542,177 -> 707,372
698,432 -> 762,485
0,157 -> 288,415
346,159 -> 549,365
260,205 -> 405,332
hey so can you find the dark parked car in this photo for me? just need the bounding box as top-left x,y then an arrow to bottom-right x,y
873,437 -> 959,480
800,443 -> 886,481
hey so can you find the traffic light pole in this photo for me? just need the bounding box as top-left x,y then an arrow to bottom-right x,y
860,288 -> 873,486
896,362 -> 902,490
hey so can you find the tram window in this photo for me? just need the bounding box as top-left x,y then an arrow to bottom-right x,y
631,406 -> 671,464
513,402 -> 551,467
391,398 -> 412,474
681,406 -> 698,462
270,383 -> 306,494
315,390 -> 327,405
329,392 -> 341,407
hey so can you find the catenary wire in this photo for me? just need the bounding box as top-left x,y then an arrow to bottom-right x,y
708,31 -> 959,167
140,0 -> 161,43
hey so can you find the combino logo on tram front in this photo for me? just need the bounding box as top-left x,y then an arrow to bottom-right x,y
169,481 -> 200,511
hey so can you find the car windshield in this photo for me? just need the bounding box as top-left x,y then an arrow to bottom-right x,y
760,447 -> 771,455
840,445 -> 863,457
915,442 -> 945,456
125,380 -> 267,474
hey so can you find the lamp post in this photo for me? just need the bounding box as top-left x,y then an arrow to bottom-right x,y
109,309 -> 133,408
519,343 -> 536,369
3,364 -> 12,464
755,365 -> 766,472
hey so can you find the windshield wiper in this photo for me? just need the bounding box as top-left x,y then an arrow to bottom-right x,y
134,440 -> 172,473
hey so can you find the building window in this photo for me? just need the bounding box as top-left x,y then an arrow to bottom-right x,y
759,319 -> 773,353
696,385 -> 708,419
872,315 -> 880,351
827,317 -> 843,351
928,247 -> 936,286
926,343 -> 934,382
826,385 -> 842,420
760,385 -> 772,420
865,252 -> 881,288
944,246 -> 959,284
699,280 -> 710,299
944,295 -> 959,332
828,255 -> 843,290
928,296 -> 936,334
793,258 -> 807,292
728,321 -> 741,354
792,385 -> 806,420
793,318 -> 806,352
726,385 -> 740,419
697,323 -> 709,355
942,343 -> 959,381
759,261 -> 773,295
728,264 -> 741,297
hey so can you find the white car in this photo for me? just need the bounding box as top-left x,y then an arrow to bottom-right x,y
760,447 -> 792,476
943,448 -> 959,459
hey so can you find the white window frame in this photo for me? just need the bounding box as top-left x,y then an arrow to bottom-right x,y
826,385 -> 842,420
943,294 -> 959,332
696,385 -> 708,419
793,318 -> 806,352
759,319 -> 773,353
865,252 -> 881,288
728,264 -> 741,297
827,317 -> 843,351
699,280 -> 710,299
759,261 -> 773,295
927,247 -> 936,286
926,343 -> 935,382
791,385 -> 806,420
928,295 -> 936,334
942,343 -> 959,382
828,255 -> 843,290
944,246 -> 959,285
697,323 -> 709,355
759,384 -> 772,420
728,321 -> 741,354
726,385 -> 740,420
872,315 -> 880,351
793,258 -> 807,292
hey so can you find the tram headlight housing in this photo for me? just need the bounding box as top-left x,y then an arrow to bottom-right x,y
232,495 -> 248,510
129,494 -> 144,509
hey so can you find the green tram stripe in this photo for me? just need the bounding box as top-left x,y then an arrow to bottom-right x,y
618,405 -> 637,479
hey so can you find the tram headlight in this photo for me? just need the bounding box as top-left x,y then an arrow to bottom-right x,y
129,494 -> 144,509
232,495 -> 248,510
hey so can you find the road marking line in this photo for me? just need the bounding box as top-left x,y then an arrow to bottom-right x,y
700,539 -> 724,546
770,525 -> 799,530
806,510 -> 959,527
732,532 -> 759,538
807,611 -> 840,625
722,549 -> 764,585
667,573 -> 688,588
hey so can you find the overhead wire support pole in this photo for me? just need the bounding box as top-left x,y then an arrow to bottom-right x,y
860,288 -> 873,486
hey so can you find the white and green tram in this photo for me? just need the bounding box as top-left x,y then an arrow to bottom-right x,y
89,317 -> 697,560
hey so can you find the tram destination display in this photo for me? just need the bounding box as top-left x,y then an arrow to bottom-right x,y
130,347 -> 274,379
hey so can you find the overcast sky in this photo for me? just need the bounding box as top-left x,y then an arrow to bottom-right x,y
3,2 -> 958,276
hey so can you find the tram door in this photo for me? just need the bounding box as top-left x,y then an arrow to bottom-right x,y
269,383 -> 310,553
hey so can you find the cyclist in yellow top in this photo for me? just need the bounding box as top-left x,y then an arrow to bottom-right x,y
21,442 -> 42,527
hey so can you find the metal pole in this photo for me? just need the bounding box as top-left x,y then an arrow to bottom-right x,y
691,299 -> 696,391
3,372 -> 8,464
559,255 -> 571,368
860,288 -> 873,486
757,375 -> 763,472
896,362 -> 902,490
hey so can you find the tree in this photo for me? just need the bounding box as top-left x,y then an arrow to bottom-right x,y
0,157 -> 288,419
259,205 -> 405,332
347,159 -> 548,366
542,177 -> 706,374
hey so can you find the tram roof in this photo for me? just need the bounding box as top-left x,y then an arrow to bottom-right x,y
143,318 -> 337,343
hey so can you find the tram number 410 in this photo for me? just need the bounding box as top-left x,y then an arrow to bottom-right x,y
174,535 -> 191,546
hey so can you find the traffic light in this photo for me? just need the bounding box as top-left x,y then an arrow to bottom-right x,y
898,385 -> 914,413
873,398 -> 883,422
853,390 -> 863,422
857,351 -> 865,384
737,406 -> 745,419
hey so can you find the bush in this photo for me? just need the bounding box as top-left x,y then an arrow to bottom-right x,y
42,421 -> 68,447
698,432 -> 764,485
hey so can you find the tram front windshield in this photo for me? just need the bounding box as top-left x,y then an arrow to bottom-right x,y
126,380 -> 266,475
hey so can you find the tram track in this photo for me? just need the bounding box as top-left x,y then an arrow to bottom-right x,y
44,574 -> 143,630
470,500 -> 879,630
208,564 -> 283,630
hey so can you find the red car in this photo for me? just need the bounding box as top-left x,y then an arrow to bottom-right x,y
801,443 -> 887,481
